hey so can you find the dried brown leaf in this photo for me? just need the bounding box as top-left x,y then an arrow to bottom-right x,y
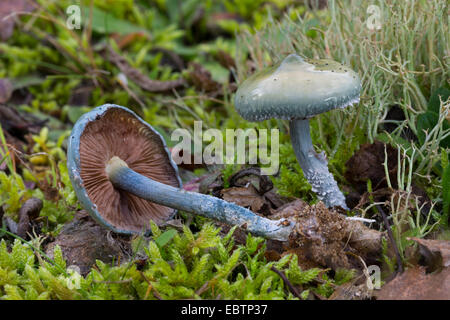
345,140 -> 398,193
187,62 -> 222,95
0,0 -> 36,41
220,185 -> 269,215
16,197 -> 42,239
409,237 -> 450,271
216,50 -> 236,70
0,105 -> 42,137
0,78 -> 13,103
45,211 -> 131,276
228,167 -> 273,194
376,267 -> 450,300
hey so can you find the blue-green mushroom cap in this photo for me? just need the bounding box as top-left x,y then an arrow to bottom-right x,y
234,54 -> 361,121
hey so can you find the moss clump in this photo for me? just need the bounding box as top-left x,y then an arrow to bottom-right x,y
0,223 -> 353,300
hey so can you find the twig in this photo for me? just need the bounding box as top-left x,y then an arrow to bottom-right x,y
195,281 -> 210,296
376,205 -> 404,273
92,279 -> 133,284
139,271 -> 163,300
104,46 -> 185,93
270,266 -> 302,299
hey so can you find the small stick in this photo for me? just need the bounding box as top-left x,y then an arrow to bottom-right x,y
376,205 -> 403,273
92,279 -> 132,284
270,266 -> 302,299
139,271 -> 163,300
195,281 -> 210,296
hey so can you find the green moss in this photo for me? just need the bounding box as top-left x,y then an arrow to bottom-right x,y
0,223 -> 353,300
271,142 -> 315,201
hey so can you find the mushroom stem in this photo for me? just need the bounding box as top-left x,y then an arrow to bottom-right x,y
106,156 -> 294,241
289,119 -> 348,210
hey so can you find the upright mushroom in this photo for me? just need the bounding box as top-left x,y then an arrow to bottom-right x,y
234,54 -> 361,210
68,104 -> 293,240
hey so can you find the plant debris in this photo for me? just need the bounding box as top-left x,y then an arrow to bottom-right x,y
221,184 -> 270,215
409,237 -> 450,272
45,211 -> 131,276
187,62 -> 222,95
376,267 -> 450,300
0,0 -> 36,41
104,45 -> 186,93
345,140 -> 398,194
0,78 -> 13,103
272,201 -> 384,270
16,197 -> 42,239
328,281 -> 372,300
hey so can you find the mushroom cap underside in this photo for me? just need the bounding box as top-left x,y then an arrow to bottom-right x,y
234,54 -> 361,121
67,104 -> 181,234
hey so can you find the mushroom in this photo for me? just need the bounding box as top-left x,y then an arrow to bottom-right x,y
234,54 -> 361,210
67,104 -> 294,240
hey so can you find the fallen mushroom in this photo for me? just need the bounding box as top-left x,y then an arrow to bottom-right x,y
67,104 -> 293,240
234,54 -> 361,210
68,104 -> 383,268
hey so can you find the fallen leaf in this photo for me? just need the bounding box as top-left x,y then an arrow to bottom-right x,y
220,184 -> 270,215
271,199 -> 309,220
216,50 -> 236,69
199,171 -> 223,197
376,267 -> 450,300
0,78 -> 13,103
0,0 -> 36,41
45,211 -> 131,276
345,140 -> 398,193
38,178 -> 59,202
226,166 -> 288,210
228,167 -> 273,195
0,105 -> 43,138
409,237 -> 450,271
187,62 -> 222,95
16,197 -> 42,239
263,190 -> 289,209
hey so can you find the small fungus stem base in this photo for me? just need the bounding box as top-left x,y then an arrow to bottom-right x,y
289,119 -> 348,210
106,157 -> 294,240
